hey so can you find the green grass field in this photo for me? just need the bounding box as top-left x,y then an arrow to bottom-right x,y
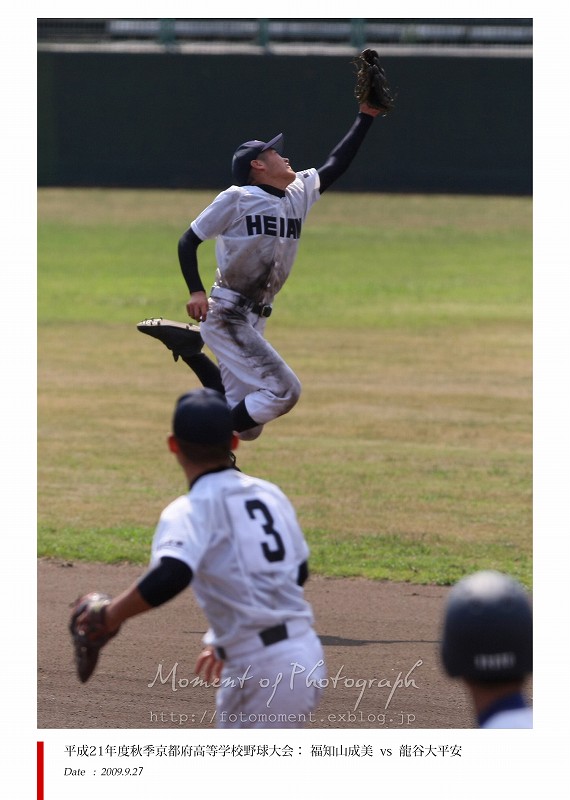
37,188 -> 532,587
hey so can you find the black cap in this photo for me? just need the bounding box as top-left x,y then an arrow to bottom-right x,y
172,389 -> 233,445
231,133 -> 284,186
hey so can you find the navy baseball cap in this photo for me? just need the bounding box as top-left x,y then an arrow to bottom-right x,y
441,570 -> 533,682
231,133 -> 284,186
172,389 -> 233,445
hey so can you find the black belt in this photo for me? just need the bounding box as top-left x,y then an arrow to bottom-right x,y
216,623 -> 288,661
236,297 -> 273,318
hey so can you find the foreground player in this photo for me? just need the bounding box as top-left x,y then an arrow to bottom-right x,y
138,53 -> 393,441
70,388 -> 326,728
440,570 -> 533,728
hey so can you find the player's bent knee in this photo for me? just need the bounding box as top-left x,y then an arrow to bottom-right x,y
245,377 -> 301,429
269,379 -> 301,418
281,376 -> 302,412
238,424 -> 264,441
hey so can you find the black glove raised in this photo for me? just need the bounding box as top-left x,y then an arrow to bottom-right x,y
353,49 -> 395,114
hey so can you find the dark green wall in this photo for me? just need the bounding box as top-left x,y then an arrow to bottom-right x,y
38,51 -> 531,194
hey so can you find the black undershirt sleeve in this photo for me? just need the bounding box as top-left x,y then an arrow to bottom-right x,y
317,112 -> 374,194
297,560 -> 309,586
178,228 -> 206,294
137,556 -> 193,607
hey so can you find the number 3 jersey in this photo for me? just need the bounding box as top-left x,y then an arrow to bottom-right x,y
149,468 -> 314,650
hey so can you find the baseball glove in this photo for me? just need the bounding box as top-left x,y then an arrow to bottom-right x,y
353,49 -> 395,114
69,592 -> 119,683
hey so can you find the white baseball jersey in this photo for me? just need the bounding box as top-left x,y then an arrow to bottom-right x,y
149,467 -> 314,654
190,169 -> 321,305
482,707 -> 533,728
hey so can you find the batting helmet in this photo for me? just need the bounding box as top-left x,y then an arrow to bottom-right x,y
441,570 -> 532,682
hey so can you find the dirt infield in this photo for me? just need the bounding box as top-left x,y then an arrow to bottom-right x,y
38,558 -> 474,730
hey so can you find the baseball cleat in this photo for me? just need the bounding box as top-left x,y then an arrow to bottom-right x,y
137,317 -> 204,361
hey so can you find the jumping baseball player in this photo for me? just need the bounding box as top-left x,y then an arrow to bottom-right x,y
70,388 -> 326,728
440,570 -> 533,728
138,51 -> 394,442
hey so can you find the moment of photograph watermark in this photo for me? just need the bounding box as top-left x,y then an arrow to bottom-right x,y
147,658 -> 424,712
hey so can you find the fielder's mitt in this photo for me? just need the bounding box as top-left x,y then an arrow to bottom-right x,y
69,592 -> 119,683
353,49 -> 394,114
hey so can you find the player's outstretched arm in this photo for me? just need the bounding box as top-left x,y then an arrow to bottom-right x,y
317,49 -> 392,193
317,111 -> 375,193
69,579 -> 170,685
103,586 -> 153,631
106,556 -> 194,630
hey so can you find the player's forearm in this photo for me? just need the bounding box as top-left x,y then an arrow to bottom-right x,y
105,586 -> 153,631
317,112 -> 375,193
178,227 -> 206,294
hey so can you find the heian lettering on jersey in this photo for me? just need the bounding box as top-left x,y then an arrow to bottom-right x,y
246,214 -> 302,239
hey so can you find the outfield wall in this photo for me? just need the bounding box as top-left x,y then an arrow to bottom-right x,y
37,51 -> 531,194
